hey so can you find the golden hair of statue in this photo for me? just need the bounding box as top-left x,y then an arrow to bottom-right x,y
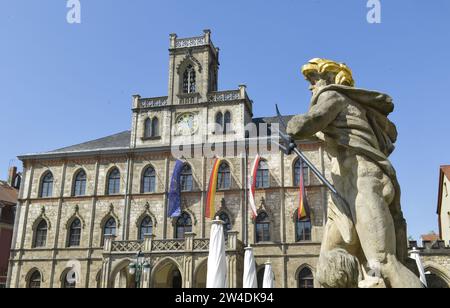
302,58 -> 355,87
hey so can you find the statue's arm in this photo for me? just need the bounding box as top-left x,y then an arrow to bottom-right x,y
286,90 -> 347,139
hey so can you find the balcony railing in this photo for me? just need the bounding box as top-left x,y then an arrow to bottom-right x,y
175,36 -> 206,49
152,239 -> 185,252
104,231 -> 240,254
138,96 -> 168,108
208,90 -> 241,103
111,241 -> 143,253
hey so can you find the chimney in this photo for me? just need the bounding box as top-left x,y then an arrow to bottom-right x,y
8,166 -> 17,187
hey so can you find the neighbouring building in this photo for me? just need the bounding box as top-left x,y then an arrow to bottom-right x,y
0,167 -> 20,288
409,240 -> 450,288
7,31 -> 330,288
438,166 -> 450,244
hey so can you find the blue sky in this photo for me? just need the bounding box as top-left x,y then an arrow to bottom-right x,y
1,0 -> 449,240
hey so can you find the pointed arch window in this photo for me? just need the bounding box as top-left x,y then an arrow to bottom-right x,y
144,117 -> 160,139
68,218 -> 82,247
63,269 -> 76,288
296,214 -> 312,242
215,112 -> 223,134
214,111 -> 232,135
183,64 -> 196,94
294,159 -> 310,187
142,166 -> 156,193
34,220 -> 48,248
151,117 -> 160,137
40,172 -> 54,198
217,162 -> 231,190
218,212 -> 232,236
257,268 -> 265,288
224,111 -> 232,134
73,170 -> 87,197
298,268 -> 314,289
139,216 -> 153,241
102,217 -> 116,246
107,168 -> 121,195
180,164 -> 193,192
175,212 -> 192,239
255,212 -> 271,243
256,161 -> 270,189
144,118 -> 152,138
28,271 -> 42,289
104,218 -> 116,237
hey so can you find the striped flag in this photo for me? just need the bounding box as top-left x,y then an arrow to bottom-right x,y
206,158 -> 222,219
248,155 -> 261,219
298,158 -> 310,220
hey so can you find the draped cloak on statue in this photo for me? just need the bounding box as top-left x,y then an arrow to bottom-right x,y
309,84 -> 408,264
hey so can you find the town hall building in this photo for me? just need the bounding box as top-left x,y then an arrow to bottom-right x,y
7,30 -> 335,288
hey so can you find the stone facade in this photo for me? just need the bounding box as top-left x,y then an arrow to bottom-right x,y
7,31 -> 332,288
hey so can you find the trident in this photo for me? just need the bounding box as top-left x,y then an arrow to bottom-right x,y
274,105 -> 355,243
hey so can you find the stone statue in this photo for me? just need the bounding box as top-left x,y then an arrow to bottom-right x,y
286,58 -> 422,288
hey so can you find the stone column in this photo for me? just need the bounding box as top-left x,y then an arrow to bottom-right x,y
239,84 -> 247,99
183,233 -> 196,288
227,231 -> 239,250
101,235 -> 116,288
143,234 -> 155,252
227,231 -> 240,288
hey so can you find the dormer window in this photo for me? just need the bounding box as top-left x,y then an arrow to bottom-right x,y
183,65 -> 196,93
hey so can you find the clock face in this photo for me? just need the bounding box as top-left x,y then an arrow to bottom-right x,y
176,113 -> 199,136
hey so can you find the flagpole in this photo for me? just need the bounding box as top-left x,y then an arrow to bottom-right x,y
244,131 -> 249,247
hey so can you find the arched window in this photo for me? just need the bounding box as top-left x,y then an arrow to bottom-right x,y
294,159 -> 310,187
151,117 -> 160,137
224,111 -> 231,134
62,270 -> 76,288
296,215 -> 312,242
217,162 -> 231,190
175,212 -> 192,239
257,268 -> 265,288
298,268 -> 314,288
73,170 -> 87,197
218,212 -> 232,237
215,112 -> 223,134
144,118 -> 152,138
255,212 -> 271,243
139,216 -> 153,241
142,166 -> 156,193
28,271 -> 41,288
183,65 -> 196,94
256,160 -> 270,189
107,168 -> 121,195
40,172 -> 54,198
180,164 -> 193,192
34,220 -> 48,248
104,218 -> 116,237
68,219 -> 82,247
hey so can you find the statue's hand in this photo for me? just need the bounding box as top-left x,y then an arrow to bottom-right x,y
287,115 -> 306,138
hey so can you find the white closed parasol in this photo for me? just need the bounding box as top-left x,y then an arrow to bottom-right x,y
206,217 -> 227,288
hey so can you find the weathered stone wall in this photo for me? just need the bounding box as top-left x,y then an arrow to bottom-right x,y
9,139 -> 328,288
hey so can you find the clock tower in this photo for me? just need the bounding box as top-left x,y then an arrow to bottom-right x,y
130,30 -> 253,150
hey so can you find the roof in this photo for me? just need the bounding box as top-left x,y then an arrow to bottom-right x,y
0,181 -> 18,205
48,131 -> 131,154
19,115 -> 297,159
421,233 -> 440,242
441,166 -> 450,182
252,115 -> 294,135
437,166 -> 450,239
